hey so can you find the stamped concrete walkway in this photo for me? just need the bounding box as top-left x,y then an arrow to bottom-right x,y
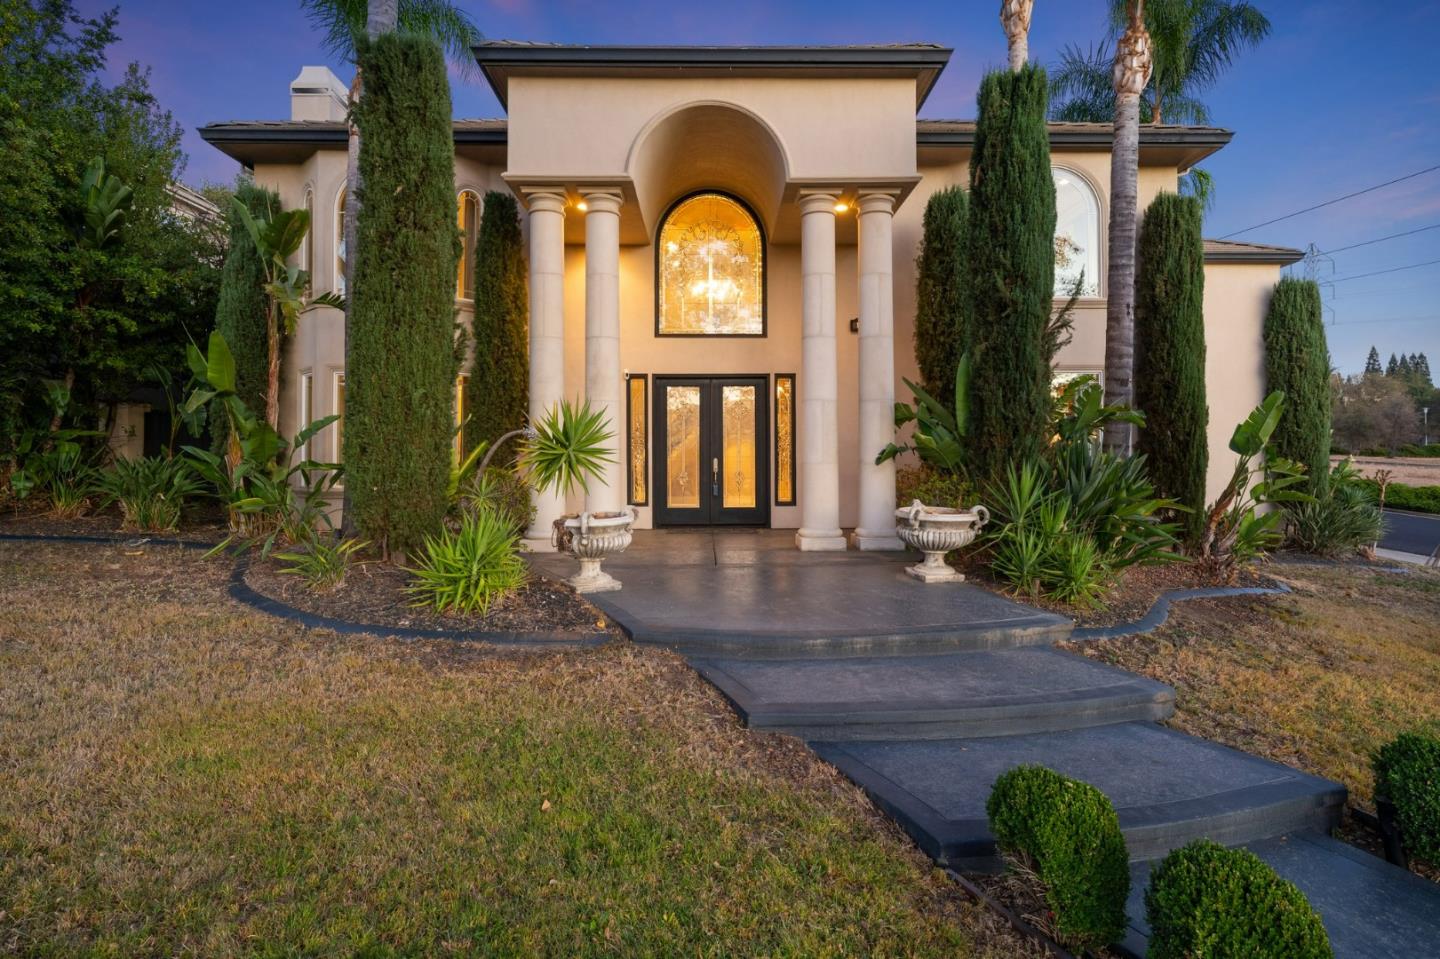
528,529 -> 1440,957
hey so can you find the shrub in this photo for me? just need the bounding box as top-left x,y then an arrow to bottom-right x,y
406,505 -> 526,613
520,398 -> 615,499
464,190 -> 528,454
211,180 -> 277,453
1284,461 -> 1383,557
986,765 -> 1129,951
458,466 -> 535,536
1145,839 -> 1332,959
913,185 -> 969,411
1135,192 -> 1208,540
346,32 -> 460,556
896,465 -> 971,511
8,431 -> 99,517
1357,479 -> 1440,515
94,455 -> 202,532
1374,731 -> 1440,864
1400,443 -> 1440,458
1265,277 -> 1331,493
275,536 -> 368,591
964,64 -> 1055,484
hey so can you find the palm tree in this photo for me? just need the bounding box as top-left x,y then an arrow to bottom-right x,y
1050,0 -> 1269,206
1102,0 -> 1152,455
1000,0 -> 1035,72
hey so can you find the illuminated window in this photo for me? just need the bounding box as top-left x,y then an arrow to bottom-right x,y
298,369 -> 313,459
774,374 -> 795,505
657,192 -> 764,336
1053,169 -> 1100,298
454,375 -> 468,462
332,370 -> 346,463
303,187 -> 314,283
627,374 -> 647,505
335,187 -> 348,295
457,190 -> 480,300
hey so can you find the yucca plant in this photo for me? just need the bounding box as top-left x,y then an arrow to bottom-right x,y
520,398 -> 616,497
276,536 -> 368,591
94,455 -> 203,532
406,505 -> 527,614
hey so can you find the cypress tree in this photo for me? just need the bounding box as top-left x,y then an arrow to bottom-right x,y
345,33 -> 460,555
963,65 -> 1055,482
1263,276 -> 1330,493
913,185 -> 969,410
1387,353 -> 1399,377
1364,346 -> 1382,376
1134,192 -> 1208,540
212,180 -> 277,444
464,190 -> 528,453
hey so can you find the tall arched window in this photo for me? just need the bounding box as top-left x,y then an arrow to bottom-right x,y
302,186 -> 314,282
335,186 -> 348,295
457,190 -> 480,300
1053,168 -> 1100,298
657,192 -> 765,336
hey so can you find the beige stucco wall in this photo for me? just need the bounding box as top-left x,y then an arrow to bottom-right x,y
1202,261 -> 1279,501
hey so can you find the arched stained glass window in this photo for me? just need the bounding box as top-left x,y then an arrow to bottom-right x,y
1053,168 -> 1101,298
657,193 -> 764,336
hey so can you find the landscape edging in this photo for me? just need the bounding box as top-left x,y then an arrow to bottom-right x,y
0,531 -> 612,648
1070,584 -> 1292,642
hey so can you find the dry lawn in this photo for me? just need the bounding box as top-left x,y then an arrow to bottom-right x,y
0,539 -> 1037,958
1338,455 -> 1440,489
1067,562 -> 1440,814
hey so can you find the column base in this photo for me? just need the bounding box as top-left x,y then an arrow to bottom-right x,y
851,528 -> 905,551
522,535 -> 559,553
795,528 -> 848,552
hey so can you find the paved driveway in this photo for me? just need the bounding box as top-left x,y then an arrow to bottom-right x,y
1381,509 -> 1440,558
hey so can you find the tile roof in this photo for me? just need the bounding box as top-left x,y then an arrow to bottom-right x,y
1203,238 -> 1305,264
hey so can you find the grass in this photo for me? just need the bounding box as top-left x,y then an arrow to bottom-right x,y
1066,561 -> 1440,870
0,540 -> 1034,958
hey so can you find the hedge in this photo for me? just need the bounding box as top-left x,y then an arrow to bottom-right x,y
1264,277 -> 1331,493
345,33 -> 460,555
1145,839 -> 1331,959
463,190 -> 528,454
1135,192 -> 1208,541
913,185 -> 969,412
1356,479 -> 1440,515
1374,731 -> 1440,863
986,765 -> 1129,950
963,64 -> 1055,484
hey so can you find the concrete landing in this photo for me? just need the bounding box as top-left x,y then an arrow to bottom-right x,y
693,646 -> 1174,740
813,722 -> 1345,870
527,530 -> 1071,657
1122,832 -> 1440,959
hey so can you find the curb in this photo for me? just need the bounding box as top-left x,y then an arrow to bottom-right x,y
1070,584 -> 1292,642
1,531 -> 612,649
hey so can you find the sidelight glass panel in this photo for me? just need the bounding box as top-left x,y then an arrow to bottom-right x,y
665,385 -> 701,509
775,374 -> 795,505
658,193 -> 764,335
721,385 -> 757,509
628,375 -> 647,505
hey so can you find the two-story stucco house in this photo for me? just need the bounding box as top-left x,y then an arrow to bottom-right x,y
199,42 -> 1301,551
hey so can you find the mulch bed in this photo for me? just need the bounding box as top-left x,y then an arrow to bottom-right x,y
0,508 -> 228,542
243,554 -> 625,640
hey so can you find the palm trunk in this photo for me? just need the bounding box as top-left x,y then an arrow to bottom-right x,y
266,302 -> 281,430
1000,0 -> 1033,73
367,0 -> 398,37
1102,0 -> 1153,456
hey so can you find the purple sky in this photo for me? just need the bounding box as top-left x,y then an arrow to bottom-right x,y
76,0 -> 1440,375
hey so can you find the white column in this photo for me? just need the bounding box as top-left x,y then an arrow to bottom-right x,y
796,192 -> 847,551
523,191 -> 567,551
852,192 -> 904,550
582,190 -> 625,515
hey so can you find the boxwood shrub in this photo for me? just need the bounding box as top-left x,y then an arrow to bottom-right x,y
1374,731 -> 1440,863
1145,839 -> 1331,959
986,765 -> 1129,950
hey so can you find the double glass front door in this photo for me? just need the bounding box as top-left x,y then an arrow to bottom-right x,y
653,376 -> 769,526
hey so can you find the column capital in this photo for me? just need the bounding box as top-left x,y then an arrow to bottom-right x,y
857,191 -> 899,215
521,189 -> 567,215
798,191 -> 841,216
580,190 -> 624,215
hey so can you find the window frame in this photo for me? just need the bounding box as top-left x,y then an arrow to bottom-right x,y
302,186 -> 315,283
1051,165 -> 1105,301
331,369 -> 346,469
297,368 -> 314,460
626,373 -> 648,506
773,373 -> 796,506
456,189 -> 481,302
334,186 -> 348,296
653,190 -> 768,339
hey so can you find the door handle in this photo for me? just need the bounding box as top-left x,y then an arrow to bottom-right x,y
712,457 -> 719,496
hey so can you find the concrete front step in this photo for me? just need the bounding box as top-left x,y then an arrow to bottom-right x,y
812,723 -> 1346,871
1121,832 -> 1440,959
693,647 -> 1175,740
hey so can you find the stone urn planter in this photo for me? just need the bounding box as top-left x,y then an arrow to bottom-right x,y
894,500 -> 990,583
555,507 -> 637,594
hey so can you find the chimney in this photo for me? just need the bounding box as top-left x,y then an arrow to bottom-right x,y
290,66 -> 350,121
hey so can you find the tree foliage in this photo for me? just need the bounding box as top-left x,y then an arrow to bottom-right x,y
1135,192 -> 1208,538
0,1 -> 222,449
344,32 -> 460,555
913,186 -> 969,411
464,190 -> 528,453
213,181 -> 277,447
1264,277 -> 1330,492
963,65 -> 1055,483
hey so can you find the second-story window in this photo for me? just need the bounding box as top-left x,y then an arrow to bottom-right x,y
457,190 -> 480,300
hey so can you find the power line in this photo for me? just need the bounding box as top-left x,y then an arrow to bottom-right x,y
1328,257 -> 1440,284
1314,222 -> 1440,255
1329,314 -> 1440,327
1219,162 -> 1440,239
